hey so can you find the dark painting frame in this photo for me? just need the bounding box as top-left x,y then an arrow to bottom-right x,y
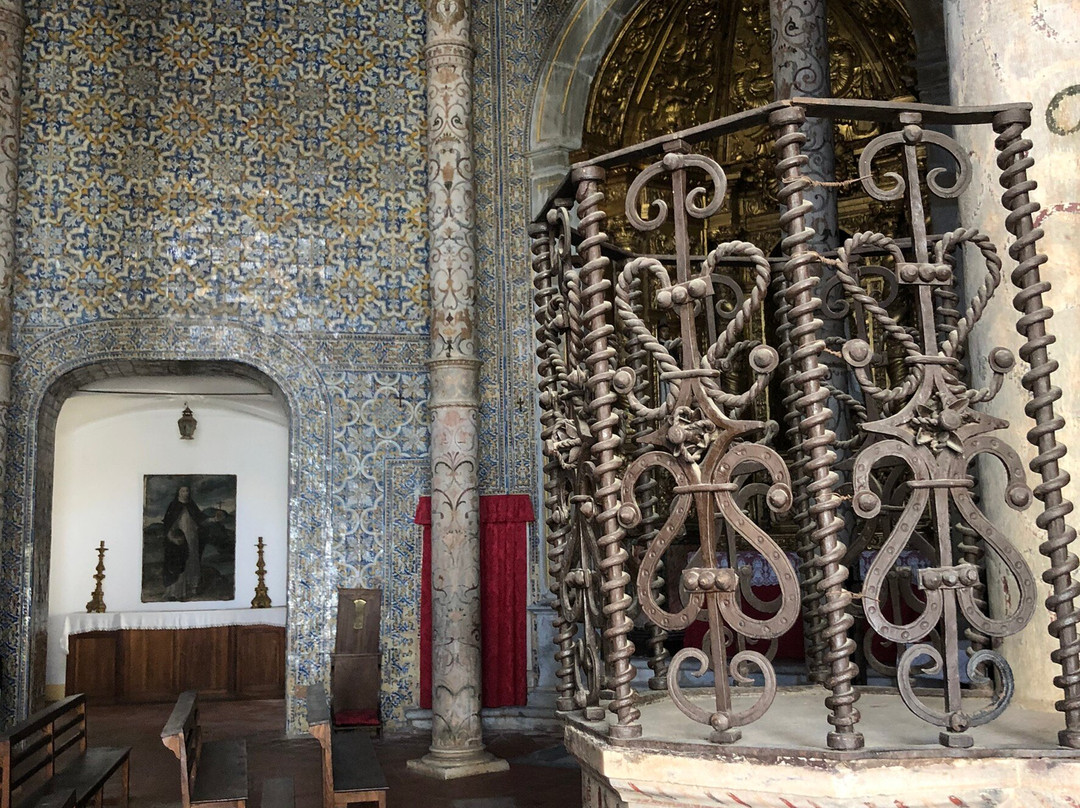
142,474 -> 237,603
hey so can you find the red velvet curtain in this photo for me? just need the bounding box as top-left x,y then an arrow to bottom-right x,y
415,494 -> 534,709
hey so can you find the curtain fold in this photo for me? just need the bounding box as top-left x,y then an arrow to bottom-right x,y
415,494 -> 534,709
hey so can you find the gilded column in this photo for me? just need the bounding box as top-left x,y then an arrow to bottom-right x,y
407,0 -> 508,779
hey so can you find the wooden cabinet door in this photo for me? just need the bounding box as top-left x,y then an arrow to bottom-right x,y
119,629 -> 177,702
66,631 -> 119,704
235,625 -> 286,698
67,623 -> 284,703
177,626 -> 234,697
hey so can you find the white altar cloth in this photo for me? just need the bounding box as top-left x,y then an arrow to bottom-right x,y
61,606 -> 287,652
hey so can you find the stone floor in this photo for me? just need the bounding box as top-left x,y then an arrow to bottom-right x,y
84,700 -> 581,808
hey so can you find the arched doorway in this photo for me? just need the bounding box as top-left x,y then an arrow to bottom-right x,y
45,372 -> 289,704
1,321 -> 333,734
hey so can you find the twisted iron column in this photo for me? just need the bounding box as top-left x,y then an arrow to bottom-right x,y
994,107 -> 1080,749
409,0 -> 507,779
771,106 -> 862,751
574,165 -> 641,739
531,221 -> 578,712
624,269 -> 668,690
768,0 -> 845,682
772,267 -> 828,682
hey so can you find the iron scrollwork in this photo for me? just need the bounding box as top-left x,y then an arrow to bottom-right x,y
533,203 -> 607,719
613,146 -> 799,742
846,113 -> 1038,747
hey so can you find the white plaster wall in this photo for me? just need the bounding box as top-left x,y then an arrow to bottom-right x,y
45,387 -> 289,688
943,0 -> 1080,711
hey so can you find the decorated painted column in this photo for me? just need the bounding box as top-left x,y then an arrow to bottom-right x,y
0,0 -> 22,721
0,0 -> 22,432
407,0 -> 508,780
943,0 -> 1080,743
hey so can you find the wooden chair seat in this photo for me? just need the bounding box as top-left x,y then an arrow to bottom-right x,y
331,732 -> 387,796
306,684 -> 387,808
260,778 -> 294,808
23,791 -> 75,808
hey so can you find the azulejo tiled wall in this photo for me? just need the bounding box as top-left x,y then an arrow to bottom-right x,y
6,0 -> 434,732
470,0 -> 575,617
5,0 -> 567,731
18,0 -> 428,335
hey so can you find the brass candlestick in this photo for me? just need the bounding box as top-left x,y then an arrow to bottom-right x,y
251,536 -> 272,608
85,540 -> 107,613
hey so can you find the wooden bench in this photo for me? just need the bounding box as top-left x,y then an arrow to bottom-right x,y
161,691 -> 248,808
306,684 -> 387,808
0,694 -> 129,808
31,791 -> 75,808
260,778 -> 293,808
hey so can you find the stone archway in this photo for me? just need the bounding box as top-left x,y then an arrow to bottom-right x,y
0,319 -> 333,733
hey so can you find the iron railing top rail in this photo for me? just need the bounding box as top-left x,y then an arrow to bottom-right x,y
532,96 -> 1033,225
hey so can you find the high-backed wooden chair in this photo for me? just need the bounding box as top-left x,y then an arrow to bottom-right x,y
331,588 -> 382,733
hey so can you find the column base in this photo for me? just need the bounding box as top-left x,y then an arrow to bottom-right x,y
407,748 -> 509,780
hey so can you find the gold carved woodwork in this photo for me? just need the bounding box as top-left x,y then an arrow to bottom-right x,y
582,0 -> 918,256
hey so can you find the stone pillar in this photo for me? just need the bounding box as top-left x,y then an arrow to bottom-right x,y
407,0 -> 508,779
942,0 -> 1080,723
0,0 -> 23,406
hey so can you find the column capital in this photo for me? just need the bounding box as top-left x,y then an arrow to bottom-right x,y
0,350 -> 16,406
0,2 -> 25,27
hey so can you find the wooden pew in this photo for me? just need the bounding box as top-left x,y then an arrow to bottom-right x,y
31,790 -> 76,808
0,694 -> 129,808
259,778 -> 294,808
306,684 -> 387,808
161,691 -> 248,808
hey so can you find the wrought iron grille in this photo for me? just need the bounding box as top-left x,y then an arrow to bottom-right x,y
531,97 -> 1080,752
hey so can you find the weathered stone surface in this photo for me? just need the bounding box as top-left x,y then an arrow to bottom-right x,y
944,0 -> 1080,714
566,689 -> 1080,806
